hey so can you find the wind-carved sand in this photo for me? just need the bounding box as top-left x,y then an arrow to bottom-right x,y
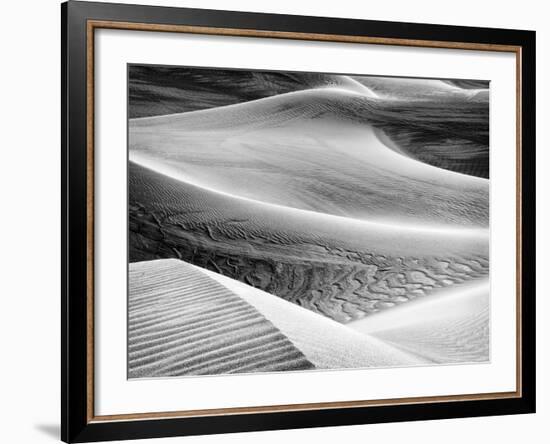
348,279 -> 490,363
129,65 -> 378,118
129,159 -> 488,323
350,76 -> 489,102
128,73 -> 490,376
129,259 -> 426,377
131,68 -> 489,178
129,259 -> 313,377
130,88 -> 488,227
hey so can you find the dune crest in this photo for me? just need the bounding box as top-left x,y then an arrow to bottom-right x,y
129,259 -> 487,377
130,88 -> 488,228
129,66 -> 380,118
351,76 -> 489,102
127,67 -> 491,376
349,279 -> 490,363
128,258 -> 427,378
201,265 -> 426,368
129,162 -> 488,322
128,259 -> 314,377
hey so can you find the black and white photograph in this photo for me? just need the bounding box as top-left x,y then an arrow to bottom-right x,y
127,65 -> 490,379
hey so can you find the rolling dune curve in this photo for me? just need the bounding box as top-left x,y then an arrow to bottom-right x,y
129,259 -> 427,378
129,161 -> 488,322
128,259 -> 314,377
127,69 -> 490,376
130,88 -> 488,228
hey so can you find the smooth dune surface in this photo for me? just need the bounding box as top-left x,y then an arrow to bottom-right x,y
349,279 -> 490,363
131,66 -> 489,178
129,65 -> 379,118
129,259 -> 427,378
347,77 -> 490,178
351,76 -> 489,102
129,161 -> 488,322
130,88 -> 488,228
201,266 -> 426,369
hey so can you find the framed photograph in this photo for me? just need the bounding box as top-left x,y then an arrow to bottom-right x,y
61,1 -> 536,442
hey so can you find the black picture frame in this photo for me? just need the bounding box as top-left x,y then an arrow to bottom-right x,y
62,1 -> 536,442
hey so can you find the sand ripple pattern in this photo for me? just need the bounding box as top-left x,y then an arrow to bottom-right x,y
349,280 -> 490,363
127,72 -> 490,375
129,162 -> 488,322
130,88 -> 488,227
373,305 -> 489,363
129,260 -> 314,378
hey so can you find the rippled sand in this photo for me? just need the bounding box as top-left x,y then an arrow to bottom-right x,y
130,88 -> 488,227
129,259 -> 426,378
348,280 -> 490,363
128,71 -> 490,376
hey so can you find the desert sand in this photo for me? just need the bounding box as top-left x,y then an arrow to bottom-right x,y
351,76 -> 488,102
129,161 -> 488,322
128,70 -> 490,376
348,279 -> 490,363
130,88 -> 488,227
128,65 -> 379,118
128,259 -> 427,377
129,259 -> 488,377
129,259 -> 313,378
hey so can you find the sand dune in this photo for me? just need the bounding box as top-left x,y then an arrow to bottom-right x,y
201,266 -> 425,368
129,258 -> 485,377
127,69 -> 490,375
129,161 -> 488,322
128,259 -> 314,377
129,259 -> 426,378
129,65 -> 486,119
349,279 -> 490,363
335,78 -> 489,177
129,65 -> 378,118
351,76 -> 489,102
443,79 -> 491,90
130,87 -> 488,228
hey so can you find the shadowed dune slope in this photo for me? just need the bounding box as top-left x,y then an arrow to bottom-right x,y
128,259 -> 314,378
129,161 -> 487,260
129,259 -> 426,378
130,88 -> 488,227
345,78 -> 489,177
129,65 -> 377,118
129,162 -> 488,322
444,79 -> 490,90
202,266 -> 426,368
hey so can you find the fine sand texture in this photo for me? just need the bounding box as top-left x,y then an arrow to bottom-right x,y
131,68 -> 489,178
129,86 -> 489,323
130,88 -> 488,226
348,77 -> 490,178
129,65 -> 377,118
129,161 -> 488,323
129,259 -> 427,378
128,259 -> 314,378
128,68 -> 490,376
348,279 -> 490,363
200,265 -> 426,369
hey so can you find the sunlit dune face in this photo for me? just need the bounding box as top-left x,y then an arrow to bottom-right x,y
130,87 -> 488,228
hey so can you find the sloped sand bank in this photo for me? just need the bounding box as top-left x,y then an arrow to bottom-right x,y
349,279 -> 490,363
130,87 -> 488,227
129,259 -> 426,378
129,161 -> 488,322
